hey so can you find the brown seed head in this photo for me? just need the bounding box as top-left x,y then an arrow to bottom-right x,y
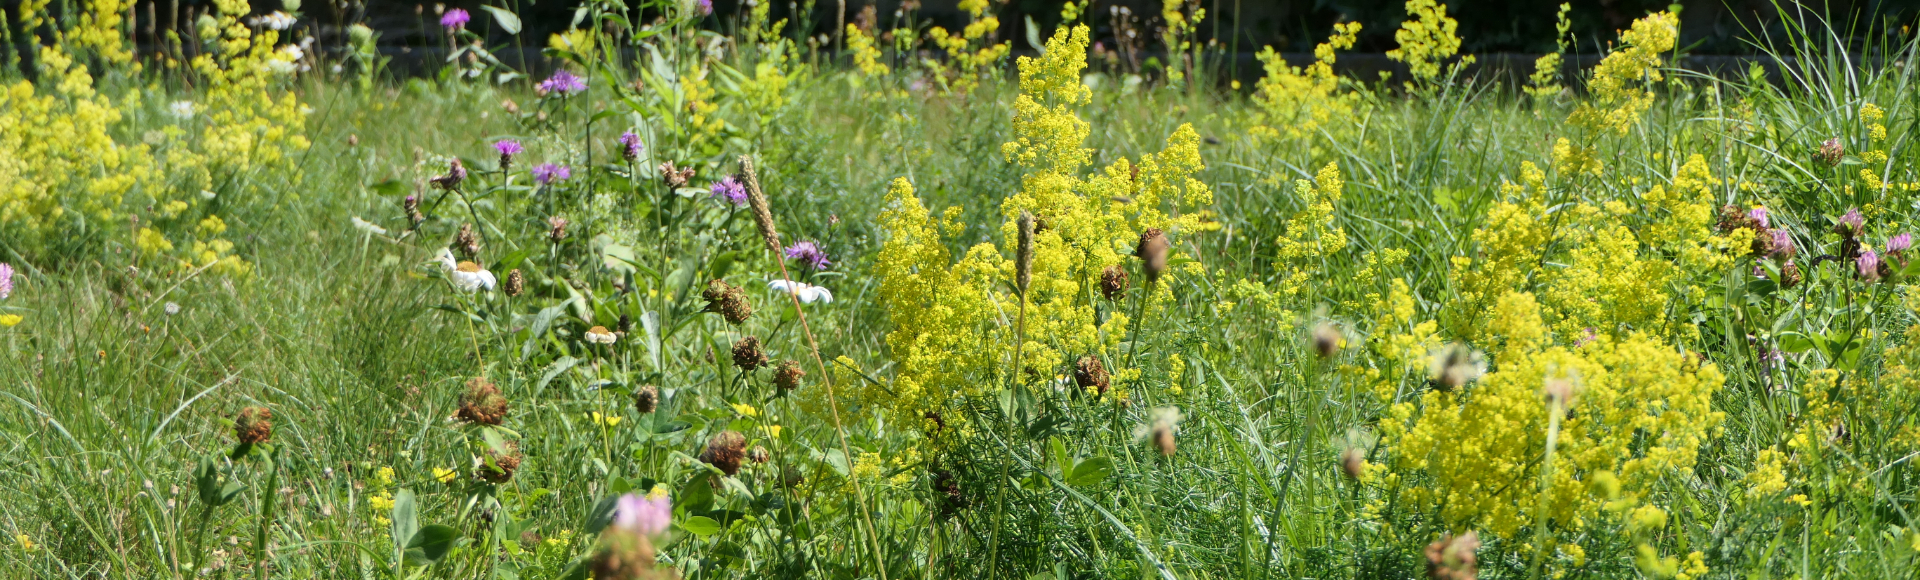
504,269 -> 525,297
547,216 -> 570,244
748,446 -> 770,464
1311,323 -> 1343,359
1074,355 -> 1111,395
478,445 -> 522,483
457,377 -> 509,425
454,223 -> 481,259
739,156 -> 781,253
699,431 -> 749,476
632,385 -> 661,414
732,336 -> 769,371
1817,137 -> 1844,167
234,406 -> 273,445
702,280 -> 753,325
1424,531 -> 1481,580
659,161 -> 691,188
1016,211 -> 1035,296
1100,265 -> 1129,301
1136,228 -> 1169,283
1339,448 -> 1366,480
774,360 -> 805,392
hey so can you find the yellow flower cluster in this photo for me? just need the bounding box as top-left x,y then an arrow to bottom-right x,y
846,25 -> 889,79
1384,0 -> 1472,88
1267,162 -> 1348,315
1384,290 -> 1725,547
1157,0 -> 1205,84
1567,11 -> 1677,135
1779,325 -> 1920,502
872,25 -> 1212,420
1249,22 -> 1363,141
1526,4 -> 1574,101
924,0 -> 1010,95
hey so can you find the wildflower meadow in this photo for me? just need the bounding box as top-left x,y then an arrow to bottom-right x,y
5,0 -> 1920,578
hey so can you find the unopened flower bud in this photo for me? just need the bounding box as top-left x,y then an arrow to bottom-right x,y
1100,265 -> 1129,301
1136,228 -> 1169,283
503,269 -> 525,296
632,385 -> 660,414
732,336 -> 769,371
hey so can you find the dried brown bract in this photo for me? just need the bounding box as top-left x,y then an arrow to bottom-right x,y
1074,356 -> 1111,395
457,377 -> 509,425
632,385 -> 660,414
732,336 -> 769,371
1100,265 -> 1128,301
699,431 -> 748,476
234,407 -> 273,445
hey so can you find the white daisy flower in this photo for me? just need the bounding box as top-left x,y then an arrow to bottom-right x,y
434,248 -> 458,271
168,101 -> 195,119
255,11 -> 296,30
583,326 -> 617,344
450,261 -> 496,292
768,279 -> 832,304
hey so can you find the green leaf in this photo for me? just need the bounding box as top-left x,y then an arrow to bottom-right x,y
479,4 -> 521,34
678,473 -> 715,515
403,524 -> 459,566
1067,456 -> 1115,488
369,180 -> 408,196
601,244 -> 637,274
390,489 -> 419,562
1024,16 -> 1045,55
480,426 -> 511,456
584,495 -> 619,534
680,516 -> 722,537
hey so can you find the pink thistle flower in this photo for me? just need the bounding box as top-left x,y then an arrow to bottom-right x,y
532,163 -> 571,185
537,69 -> 587,94
440,8 -> 470,29
709,177 -> 747,206
784,241 -> 832,270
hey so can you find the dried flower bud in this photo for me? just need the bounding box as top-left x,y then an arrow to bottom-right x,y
1424,532 -> 1481,580
477,445 -> 522,483
774,360 -> 805,392
780,466 -> 805,488
504,269 -> 525,296
748,446 -> 770,464
1015,211 -> 1035,296
739,156 -> 781,253
404,195 -> 424,227
1310,323 -> 1342,359
1152,423 -> 1175,456
588,530 -> 660,580
431,158 -> 467,190
348,134 -> 359,147
617,313 -> 633,334
1136,228 -> 1169,283
1817,137 -> 1844,167
1780,260 -> 1802,289
702,280 -> 753,324
1427,344 -> 1485,392
632,384 -> 660,414
699,431 -> 748,475
454,223 -> 481,258
1100,265 -> 1129,301
732,336 -> 769,371
501,99 -> 520,115
457,377 -> 509,425
234,406 -> 273,445
1339,448 -> 1365,480
546,216 -> 570,244
1074,355 -> 1110,395
660,161 -> 693,188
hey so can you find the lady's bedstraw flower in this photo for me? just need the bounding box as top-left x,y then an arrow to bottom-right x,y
614,489 -> 672,535
494,140 -> 523,170
537,69 -> 587,94
618,131 -> 644,161
440,8 -> 469,29
532,163 -> 571,185
0,263 -> 13,300
768,279 -> 833,303
784,241 -> 832,270
709,176 -> 748,205
584,326 -> 618,344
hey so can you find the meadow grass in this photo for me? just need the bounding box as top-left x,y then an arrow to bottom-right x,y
4,2 -> 1920,579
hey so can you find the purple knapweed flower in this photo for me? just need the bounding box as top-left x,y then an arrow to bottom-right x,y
440,8 -> 470,29
537,69 -> 587,94
1889,233 -> 1912,254
618,130 -> 644,161
494,140 -> 524,158
709,176 -> 747,206
532,163 -> 571,185
784,241 -> 832,270
696,0 -> 714,16
1747,206 -> 1769,228
613,492 -> 671,536
1858,249 -> 1881,281
0,262 -> 13,300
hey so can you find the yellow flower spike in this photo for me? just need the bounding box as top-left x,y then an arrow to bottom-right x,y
432,468 -> 457,484
0,315 -> 22,327
730,403 -> 759,418
590,412 -> 622,427
13,533 -> 34,551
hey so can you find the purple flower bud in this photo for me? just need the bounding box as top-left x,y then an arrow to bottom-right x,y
618,130 -> 644,162
0,262 -> 14,300
494,140 -> 524,158
1836,208 -> 1865,237
1858,249 -> 1881,281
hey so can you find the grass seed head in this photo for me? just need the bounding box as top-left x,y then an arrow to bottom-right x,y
233,406 -> 273,445
700,431 -> 749,475
739,156 -> 781,253
1016,211 -> 1035,295
457,377 -> 509,425
732,336 -> 769,371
